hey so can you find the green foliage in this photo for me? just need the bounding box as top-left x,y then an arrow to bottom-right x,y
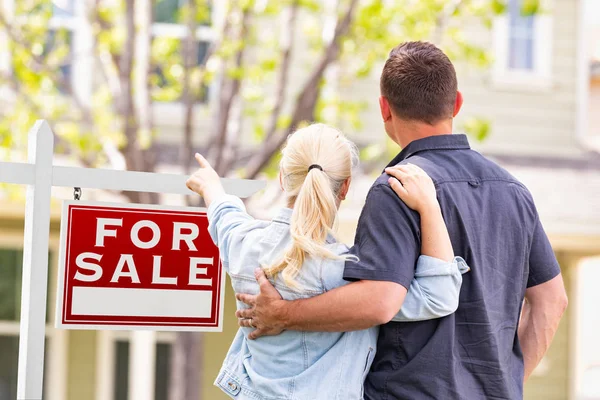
0,0 -> 524,182
462,117 -> 492,141
521,0 -> 542,16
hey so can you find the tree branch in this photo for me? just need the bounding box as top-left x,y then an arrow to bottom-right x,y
243,0 -> 359,179
264,0 -> 299,142
134,0 -> 155,173
181,0 -> 200,177
212,5 -> 251,176
91,0 -> 123,98
431,0 -> 464,45
120,0 -> 138,158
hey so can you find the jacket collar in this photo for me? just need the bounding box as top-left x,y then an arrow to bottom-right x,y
272,208 -> 293,225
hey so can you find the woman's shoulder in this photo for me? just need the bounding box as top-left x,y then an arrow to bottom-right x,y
324,237 -> 350,256
318,242 -> 352,292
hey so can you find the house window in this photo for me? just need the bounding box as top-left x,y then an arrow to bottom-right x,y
0,249 -> 24,321
153,0 -> 211,25
151,0 -> 214,103
44,28 -> 73,94
0,249 -> 52,399
154,0 -> 183,24
48,0 -> 75,94
492,0 -> 553,89
508,0 -> 535,70
113,340 -> 173,400
52,0 -> 75,18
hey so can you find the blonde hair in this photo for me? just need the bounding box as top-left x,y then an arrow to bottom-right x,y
263,124 -> 359,287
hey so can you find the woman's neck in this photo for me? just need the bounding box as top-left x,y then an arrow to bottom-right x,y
286,197 -> 296,209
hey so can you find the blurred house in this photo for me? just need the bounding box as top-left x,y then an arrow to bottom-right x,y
0,1 -> 599,400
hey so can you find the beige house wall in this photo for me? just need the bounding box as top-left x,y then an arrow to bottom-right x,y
67,331 -> 97,400
589,80 -> 600,139
201,280 -> 241,400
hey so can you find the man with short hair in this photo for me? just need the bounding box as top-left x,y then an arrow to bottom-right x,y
237,41 -> 567,399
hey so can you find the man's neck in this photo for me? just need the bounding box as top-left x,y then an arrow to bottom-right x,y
392,119 -> 453,148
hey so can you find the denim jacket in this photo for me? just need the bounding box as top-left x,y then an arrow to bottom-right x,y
208,195 -> 469,400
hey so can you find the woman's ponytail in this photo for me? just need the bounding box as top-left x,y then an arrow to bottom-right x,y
263,124 -> 358,288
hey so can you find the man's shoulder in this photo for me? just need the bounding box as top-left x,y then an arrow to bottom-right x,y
409,148 -> 529,189
359,174 -> 419,225
467,151 -> 534,197
371,172 -> 395,189
366,174 -> 410,206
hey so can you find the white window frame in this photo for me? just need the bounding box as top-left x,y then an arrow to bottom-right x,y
492,8 -> 553,91
0,233 -> 67,400
49,9 -> 79,95
148,0 -> 223,130
152,16 -> 218,121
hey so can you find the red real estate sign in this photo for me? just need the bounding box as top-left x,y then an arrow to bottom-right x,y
55,201 -> 224,331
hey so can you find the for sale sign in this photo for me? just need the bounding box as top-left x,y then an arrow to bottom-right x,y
55,201 -> 224,331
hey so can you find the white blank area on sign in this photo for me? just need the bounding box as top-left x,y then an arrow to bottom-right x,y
71,287 -> 213,318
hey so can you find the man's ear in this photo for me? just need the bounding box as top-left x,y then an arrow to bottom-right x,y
338,177 -> 352,201
453,90 -> 463,117
379,96 -> 392,122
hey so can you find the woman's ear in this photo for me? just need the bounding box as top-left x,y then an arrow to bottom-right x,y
338,177 -> 352,201
279,170 -> 284,192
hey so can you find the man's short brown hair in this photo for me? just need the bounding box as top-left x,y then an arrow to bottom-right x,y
380,41 -> 457,125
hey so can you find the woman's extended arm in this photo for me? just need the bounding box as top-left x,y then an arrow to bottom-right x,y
186,153 -> 254,266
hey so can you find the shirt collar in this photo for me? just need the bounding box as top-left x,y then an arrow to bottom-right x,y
385,134 -> 471,168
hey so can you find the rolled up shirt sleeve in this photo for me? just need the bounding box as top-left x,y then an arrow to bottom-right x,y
343,184 -> 421,290
527,214 -> 561,288
392,256 -> 470,322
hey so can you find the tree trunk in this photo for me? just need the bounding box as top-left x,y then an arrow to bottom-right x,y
180,0 -> 199,176
169,332 -> 203,400
264,1 -> 299,142
211,5 -> 250,176
120,0 -> 157,204
170,1 -> 203,400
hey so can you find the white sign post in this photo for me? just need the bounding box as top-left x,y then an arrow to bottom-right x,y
0,120 -> 264,400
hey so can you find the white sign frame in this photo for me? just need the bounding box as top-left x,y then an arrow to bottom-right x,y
0,121 -> 264,400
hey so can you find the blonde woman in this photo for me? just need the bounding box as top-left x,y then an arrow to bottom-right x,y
186,124 -> 468,400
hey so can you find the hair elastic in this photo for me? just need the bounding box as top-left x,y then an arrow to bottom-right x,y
308,164 -> 323,172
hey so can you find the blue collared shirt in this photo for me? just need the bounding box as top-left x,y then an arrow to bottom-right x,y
207,194 -> 469,399
344,134 -> 560,400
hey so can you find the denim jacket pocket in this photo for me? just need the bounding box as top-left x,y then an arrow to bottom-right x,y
360,347 -> 375,399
